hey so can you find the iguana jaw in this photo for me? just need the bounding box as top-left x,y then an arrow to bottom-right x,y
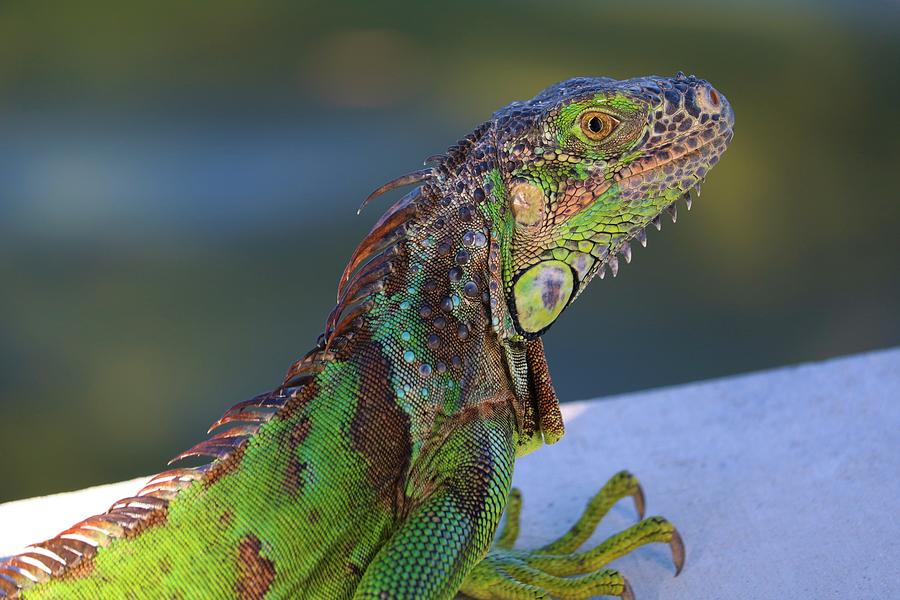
581,122 -> 734,287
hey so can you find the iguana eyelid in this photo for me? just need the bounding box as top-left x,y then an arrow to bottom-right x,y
579,110 -> 621,141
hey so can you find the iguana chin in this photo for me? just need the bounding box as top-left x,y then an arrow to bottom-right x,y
0,73 -> 733,599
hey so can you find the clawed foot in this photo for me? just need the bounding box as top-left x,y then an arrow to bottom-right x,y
460,471 -> 683,599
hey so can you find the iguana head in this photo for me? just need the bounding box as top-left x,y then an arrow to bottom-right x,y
346,74 -> 733,350
480,73 -> 734,339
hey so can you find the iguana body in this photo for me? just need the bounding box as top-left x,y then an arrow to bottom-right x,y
0,73 -> 733,599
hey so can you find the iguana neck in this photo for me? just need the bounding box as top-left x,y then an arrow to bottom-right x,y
282,122 -> 558,454
335,181 -> 505,415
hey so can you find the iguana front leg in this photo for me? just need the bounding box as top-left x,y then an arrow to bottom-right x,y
354,401 -> 517,599
461,472 -> 684,599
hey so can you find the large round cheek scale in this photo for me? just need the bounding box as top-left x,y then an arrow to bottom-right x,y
512,260 -> 575,334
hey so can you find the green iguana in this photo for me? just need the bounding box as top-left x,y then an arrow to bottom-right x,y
0,73 -> 733,599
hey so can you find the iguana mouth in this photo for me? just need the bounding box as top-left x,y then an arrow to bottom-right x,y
616,127 -> 732,189
556,112 -> 734,223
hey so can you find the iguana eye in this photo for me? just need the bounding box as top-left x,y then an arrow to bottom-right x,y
580,111 -> 620,141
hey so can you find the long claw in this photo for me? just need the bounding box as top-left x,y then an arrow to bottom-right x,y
670,527 -> 685,576
632,483 -> 646,521
621,578 -> 635,600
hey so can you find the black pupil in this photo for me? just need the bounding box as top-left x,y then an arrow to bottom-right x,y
588,116 -> 604,133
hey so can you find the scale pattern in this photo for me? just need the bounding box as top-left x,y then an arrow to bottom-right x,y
0,73 -> 733,599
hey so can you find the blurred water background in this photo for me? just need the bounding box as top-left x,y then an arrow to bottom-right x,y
0,1 -> 898,501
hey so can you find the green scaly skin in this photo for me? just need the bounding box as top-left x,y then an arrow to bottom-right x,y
0,73 -> 733,599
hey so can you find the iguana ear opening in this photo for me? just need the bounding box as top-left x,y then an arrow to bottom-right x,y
508,260 -> 578,339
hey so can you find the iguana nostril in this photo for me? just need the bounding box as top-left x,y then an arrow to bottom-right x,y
698,84 -> 723,111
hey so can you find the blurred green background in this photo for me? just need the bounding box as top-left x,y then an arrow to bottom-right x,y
1,1 -> 898,502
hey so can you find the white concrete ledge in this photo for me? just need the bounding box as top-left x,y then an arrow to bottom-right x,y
2,348 -> 898,598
